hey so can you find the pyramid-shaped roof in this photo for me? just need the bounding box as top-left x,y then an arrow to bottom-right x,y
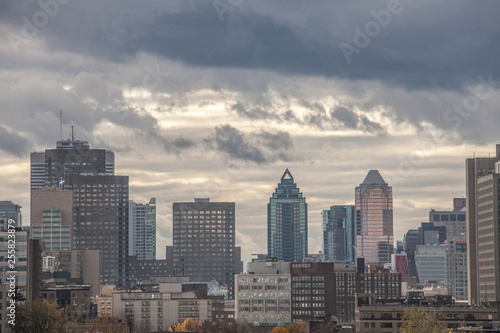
362,170 -> 386,185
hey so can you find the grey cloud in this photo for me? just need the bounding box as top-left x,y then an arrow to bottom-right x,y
331,106 -> 358,129
0,127 -> 30,156
210,124 -> 300,164
213,124 -> 267,164
230,102 -> 279,121
4,1 -> 500,91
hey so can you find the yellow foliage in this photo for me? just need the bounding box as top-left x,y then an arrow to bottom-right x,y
170,318 -> 204,332
400,307 -> 446,333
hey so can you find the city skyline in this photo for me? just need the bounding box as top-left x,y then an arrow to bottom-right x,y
1,1 -> 499,266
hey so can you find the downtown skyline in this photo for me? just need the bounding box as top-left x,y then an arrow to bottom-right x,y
1,1 -> 499,266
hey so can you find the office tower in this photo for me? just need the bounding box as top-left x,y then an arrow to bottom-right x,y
0,217 -> 28,291
445,239 -> 467,301
418,222 -> 446,246
69,174 -> 129,287
171,198 -> 241,298
391,253 -> 409,278
322,205 -> 355,263
30,139 -> 128,287
414,245 -> 446,285
129,198 -> 156,260
403,229 -> 419,279
268,169 -> 308,262
0,201 -> 22,227
30,139 -> 114,191
31,188 -> 73,250
466,144 -> 500,305
429,198 -> 467,240
355,170 -> 393,264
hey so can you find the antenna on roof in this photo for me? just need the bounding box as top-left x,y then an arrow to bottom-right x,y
70,125 -> 75,141
59,110 -> 63,141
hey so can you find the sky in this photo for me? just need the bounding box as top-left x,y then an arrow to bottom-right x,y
1,0 -> 500,265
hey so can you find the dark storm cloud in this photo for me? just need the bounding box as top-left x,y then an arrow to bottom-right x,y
0,127 -> 30,156
331,106 -> 358,129
4,0 -> 500,91
210,124 -> 299,164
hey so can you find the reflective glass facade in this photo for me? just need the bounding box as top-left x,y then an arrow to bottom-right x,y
322,205 -> 355,263
355,170 -> 393,264
268,169 -> 307,262
129,198 -> 156,260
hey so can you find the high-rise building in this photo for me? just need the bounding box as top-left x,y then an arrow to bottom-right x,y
355,170 -> 393,264
30,139 -> 114,191
466,144 -> 500,305
414,245 -> 446,285
268,169 -> 308,262
129,198 -> 156,260
170,198 -> 241,298
403,229 -> 420,279
445,238 -> 467,301
429,198 -> 467,241
31,188 -> 73,251
0,201 -> 22,227
30,139 -> 128,287
322,205 -> 355,263
473,162 -> 500,305
69,174 -> 129,287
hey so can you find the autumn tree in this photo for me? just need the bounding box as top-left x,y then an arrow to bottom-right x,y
271,323 -> 304,333
400,307 -> 446,333
13,298 -> 71,333
170,318 -> 203,332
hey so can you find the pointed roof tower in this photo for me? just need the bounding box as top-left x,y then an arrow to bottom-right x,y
362,170 -> 387,185
360,170 -> 389,196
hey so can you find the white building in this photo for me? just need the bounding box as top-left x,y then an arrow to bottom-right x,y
112,282 -> 212,331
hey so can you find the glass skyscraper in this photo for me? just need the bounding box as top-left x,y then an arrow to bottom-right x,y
355,170 -> 393,264
322,205 -> 355,263
129,198 -> 156,260
268,169 -> 308,262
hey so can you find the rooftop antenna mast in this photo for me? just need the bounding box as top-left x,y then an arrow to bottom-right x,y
70,125 -> 75,141
59,110 -> 62,140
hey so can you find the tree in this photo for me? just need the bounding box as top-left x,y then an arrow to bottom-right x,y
271,323 -> 304,333
400,307 -> 446,333
13,299 -> 71,333
170,318 -> 203,332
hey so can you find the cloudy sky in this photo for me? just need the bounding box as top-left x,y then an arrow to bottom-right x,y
1,0 -> 500,264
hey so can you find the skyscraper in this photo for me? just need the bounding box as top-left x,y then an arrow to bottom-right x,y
129,198 -> 156,260
0,201 -> 22,227
268,169 -> 308,262
466,144 -> 500,305
30,139 -> 128,287
322,205 -> 355,263
171,198 -> 241,298
355,170 -> 393,264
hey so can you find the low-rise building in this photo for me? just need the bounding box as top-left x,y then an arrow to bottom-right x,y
112,282 -> 213,331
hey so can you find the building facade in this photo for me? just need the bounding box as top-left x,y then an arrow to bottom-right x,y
129,198 -> 156,260
69,174 -> 129,287
268,169 -> 308,262
112,283 -> 213,331
465,144 -> 500,305
445,239 -> 467,301
170,198 -> 241,298
355,170 -> 393,264
414,245 -> 446,286
429,198 -> 467,240
322,205 -> 355,263
31,188 -> 73,251
0,201 -> 22,227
